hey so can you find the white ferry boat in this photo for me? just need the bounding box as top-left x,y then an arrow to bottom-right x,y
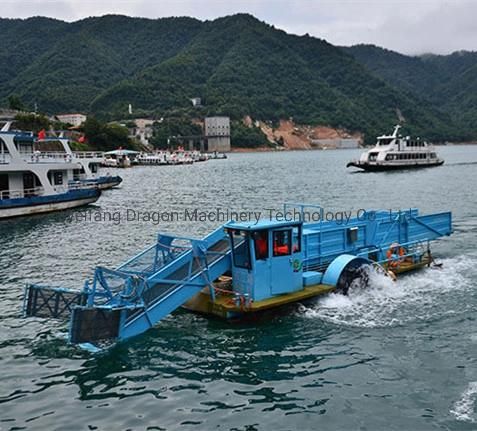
0,124 -> 101,219
39,132 -> 122,190
347,125 -> 444,171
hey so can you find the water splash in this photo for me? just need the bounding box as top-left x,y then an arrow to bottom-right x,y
451,381 -> 477,422
301,255 -> 477,328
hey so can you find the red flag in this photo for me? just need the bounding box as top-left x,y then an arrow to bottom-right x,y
38,129 -> 46,140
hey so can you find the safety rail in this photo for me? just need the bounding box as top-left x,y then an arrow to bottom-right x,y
85,230 -> 230,313
74,151 -> 104,159
117,235 -> 194,276
25,152 -> 74,163
67,181 -> 99,191
0,154 -> 11,164
0,186 -> 44,200
356,239 -> 430,267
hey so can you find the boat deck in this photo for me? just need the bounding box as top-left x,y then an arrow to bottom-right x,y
183,256 -> 432,319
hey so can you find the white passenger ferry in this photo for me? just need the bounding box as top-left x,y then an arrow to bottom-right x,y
0,124 -> 102,218
347,125 -> 444,171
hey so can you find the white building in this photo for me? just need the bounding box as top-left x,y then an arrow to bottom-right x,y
56,113 -> 87,127
190,97 -> 202,107
204,116 -> 231,152
130,118 -> 154,147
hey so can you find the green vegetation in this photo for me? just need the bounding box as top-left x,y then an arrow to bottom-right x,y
345,45 -> 477,140
1,15 -> 477,143
14,113 -> 50,133
81,117 -> 137,151
8,95 -> 25,111
150,118 -> 202,149
231,121 -> 270,148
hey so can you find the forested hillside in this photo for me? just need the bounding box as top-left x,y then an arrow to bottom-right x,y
345,45 -> 477,135
1,14 -> 476,142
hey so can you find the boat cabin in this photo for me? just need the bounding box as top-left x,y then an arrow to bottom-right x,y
225,220 -> 303,301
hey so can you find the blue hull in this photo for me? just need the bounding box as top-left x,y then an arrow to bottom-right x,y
0,188 -> 101,218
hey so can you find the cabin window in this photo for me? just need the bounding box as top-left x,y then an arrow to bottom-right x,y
431,153 -> 437,159
368,152 -> 378,161
230,230 -> 251,269
90,163 -> 98,174
48,171 -> 63,185
0,174 -> 9,198
292,226 -> 301,253
253,230 -> 269,260
273,230 -> 291,257
0,138 -> 9,156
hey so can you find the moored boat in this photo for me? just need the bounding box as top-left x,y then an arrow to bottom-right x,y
347,125 -> 444,171
0,124 -> 101,219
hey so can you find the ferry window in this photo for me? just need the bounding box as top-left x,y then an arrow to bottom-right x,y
0,138 -> 9,155
431,153 -> 437,159
253,230 -> 268,260
369,152 -> 378,161
53,172 -> 63,185
292,226 -> 301,253
273,230 -> 291,257
230,230 -> 251,269
90,163 -> 98,174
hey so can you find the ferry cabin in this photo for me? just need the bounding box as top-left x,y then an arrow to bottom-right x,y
1,132 -> 76,198
0,129 -> 100,218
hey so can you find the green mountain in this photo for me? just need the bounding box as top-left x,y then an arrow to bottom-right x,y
1,14 -> 476,142
345,45 -> 477,136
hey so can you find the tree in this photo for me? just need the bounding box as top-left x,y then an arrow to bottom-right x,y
8,95 -> 25,111
82,117 -> 136,151
14,113 -> 50,133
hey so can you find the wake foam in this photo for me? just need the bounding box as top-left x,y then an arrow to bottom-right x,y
300,255 -> 476,328
451,381 -> 477,422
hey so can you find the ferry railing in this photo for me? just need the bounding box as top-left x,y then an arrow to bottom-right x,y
67,181 -> 99,191
25,152 -> 75,163
0,186 -> 44,200
73,151 -> 104,159
0,154 -> 11,164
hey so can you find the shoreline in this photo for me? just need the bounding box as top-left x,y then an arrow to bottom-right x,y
230,141 -> 477,153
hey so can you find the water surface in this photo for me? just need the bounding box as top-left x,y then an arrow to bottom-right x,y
1,145 -> 477,430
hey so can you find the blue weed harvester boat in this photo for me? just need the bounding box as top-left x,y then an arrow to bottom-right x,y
23,204 -> 452,349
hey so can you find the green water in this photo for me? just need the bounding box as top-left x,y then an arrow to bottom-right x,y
1,146 -> 477,430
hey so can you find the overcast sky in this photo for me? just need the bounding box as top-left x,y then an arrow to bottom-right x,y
1,0 -> 476,55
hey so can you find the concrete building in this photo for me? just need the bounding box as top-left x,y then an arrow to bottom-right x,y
204,116 -> 231,152
129,118 -> 154,147
55,113 -> 87,127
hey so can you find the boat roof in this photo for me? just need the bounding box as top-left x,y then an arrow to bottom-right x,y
225,219 -> 302,231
